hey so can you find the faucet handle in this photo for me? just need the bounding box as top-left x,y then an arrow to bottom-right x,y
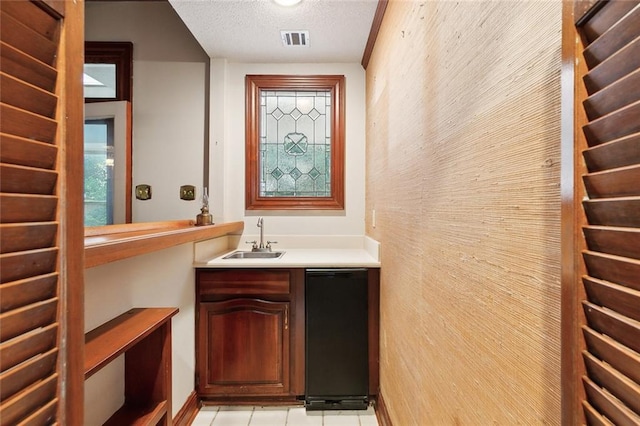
246,240 -> 258,250
266,240 -> 278,250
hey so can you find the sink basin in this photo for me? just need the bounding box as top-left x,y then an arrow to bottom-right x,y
222,251 -> 285,259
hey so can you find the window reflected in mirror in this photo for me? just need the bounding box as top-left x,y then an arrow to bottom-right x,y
84,41 -> 132,103
84,42 -> 133,226
84,119 -> 114,226
83,63 -> 117,99
84,101 -> 131,226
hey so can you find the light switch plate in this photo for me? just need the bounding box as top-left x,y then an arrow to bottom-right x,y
180,185 -> 196,201
135,184 -> 151,200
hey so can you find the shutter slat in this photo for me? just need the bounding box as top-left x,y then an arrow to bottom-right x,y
583,6 -> 640,68
584,37 -> 640,94
0,194 -> 57,223
583,251 -> 640,291
583,133 -> 640,172
0,1 -> 59,42
583,102 -> 640,146
16,398 -> 57,426
0,248 -> 57,284
0,323 -> 57,371
583,377 -> 640,426
0,11 -> 57,66
583,301 -> 640,354
0,72 -> 57,119
583,1 -> 639,44
0,273 -> 58,312
0,348 -> 57,401
0,133 -> 57,170
0,104 -> 57,144
583,197 -> 640,227
584,164 -> 640,198
0,298 -> 58,342
583,351 -> 640,416
583,401 -> 616,426
0,163 -> 57,195
584,68 -> 640,120
583,326 -> 640,391
38,1 -> 65,18
0,42 -> 57,92
583,226 -> 640,260
0,374 -> 57,426
0,223 -> 58,254
584,276 -> 640,322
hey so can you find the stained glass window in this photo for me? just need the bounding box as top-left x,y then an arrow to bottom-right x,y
245,75 -> 345,210
260,90 -> 331,197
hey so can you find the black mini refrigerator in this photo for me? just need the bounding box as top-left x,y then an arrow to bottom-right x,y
305,268 -> 369,410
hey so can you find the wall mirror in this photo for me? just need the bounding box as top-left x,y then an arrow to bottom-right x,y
84,42 -> 133,226
85,2 -> 210,230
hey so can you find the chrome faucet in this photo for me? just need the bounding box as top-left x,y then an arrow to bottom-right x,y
247,217 -> 277,252
257,217 -> 265,249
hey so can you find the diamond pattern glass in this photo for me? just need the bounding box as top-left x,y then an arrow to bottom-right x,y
260,90 -> 332,197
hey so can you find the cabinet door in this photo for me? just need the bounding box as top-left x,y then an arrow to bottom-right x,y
198,298 -> 290,396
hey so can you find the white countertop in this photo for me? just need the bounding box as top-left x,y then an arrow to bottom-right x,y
194,236 -> 381,268
197,248 -> 380,268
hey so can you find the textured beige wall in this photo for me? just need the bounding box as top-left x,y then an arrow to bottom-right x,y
365,1 -> 562,423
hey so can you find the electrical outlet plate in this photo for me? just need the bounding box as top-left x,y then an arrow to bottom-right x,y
135,184 -> 151,200
180,185 -> 196,201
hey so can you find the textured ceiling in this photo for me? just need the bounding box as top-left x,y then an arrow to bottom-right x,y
168,0 -> 379,63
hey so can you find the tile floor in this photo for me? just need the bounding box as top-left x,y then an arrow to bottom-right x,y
191,405 -> 379,426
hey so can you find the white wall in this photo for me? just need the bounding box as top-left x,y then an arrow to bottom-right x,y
209,62 -> 367,239
84,244 -> 196,425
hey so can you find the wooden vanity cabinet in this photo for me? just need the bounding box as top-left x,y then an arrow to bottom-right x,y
196,269 -> 305,401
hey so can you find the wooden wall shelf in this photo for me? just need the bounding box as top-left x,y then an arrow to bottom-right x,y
85,308 -> 179,426
84,220 -> 244,269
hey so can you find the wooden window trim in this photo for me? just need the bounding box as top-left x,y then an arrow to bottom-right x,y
84,41 -> 133,103
245,75 -> 345,210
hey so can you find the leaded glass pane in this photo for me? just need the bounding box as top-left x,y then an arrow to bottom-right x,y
259,88 -> 332,197
314,115 -> 326,145
296,95 -> 314,114
266,115 -> 278,143
296,116 -> 314,142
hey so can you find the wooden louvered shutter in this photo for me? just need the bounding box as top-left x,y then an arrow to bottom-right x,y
0,1 -> 84,425
564,0 -> 640,424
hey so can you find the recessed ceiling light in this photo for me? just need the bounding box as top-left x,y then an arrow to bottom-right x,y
273,0 -> 302,6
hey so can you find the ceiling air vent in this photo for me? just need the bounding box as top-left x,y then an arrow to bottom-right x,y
281,30 -> 309,47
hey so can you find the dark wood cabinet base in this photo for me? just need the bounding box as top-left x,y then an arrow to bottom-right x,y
196,267 -> 379,403
196,269 -> 305,398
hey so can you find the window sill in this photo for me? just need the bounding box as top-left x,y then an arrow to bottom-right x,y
84,220 -> 244,269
